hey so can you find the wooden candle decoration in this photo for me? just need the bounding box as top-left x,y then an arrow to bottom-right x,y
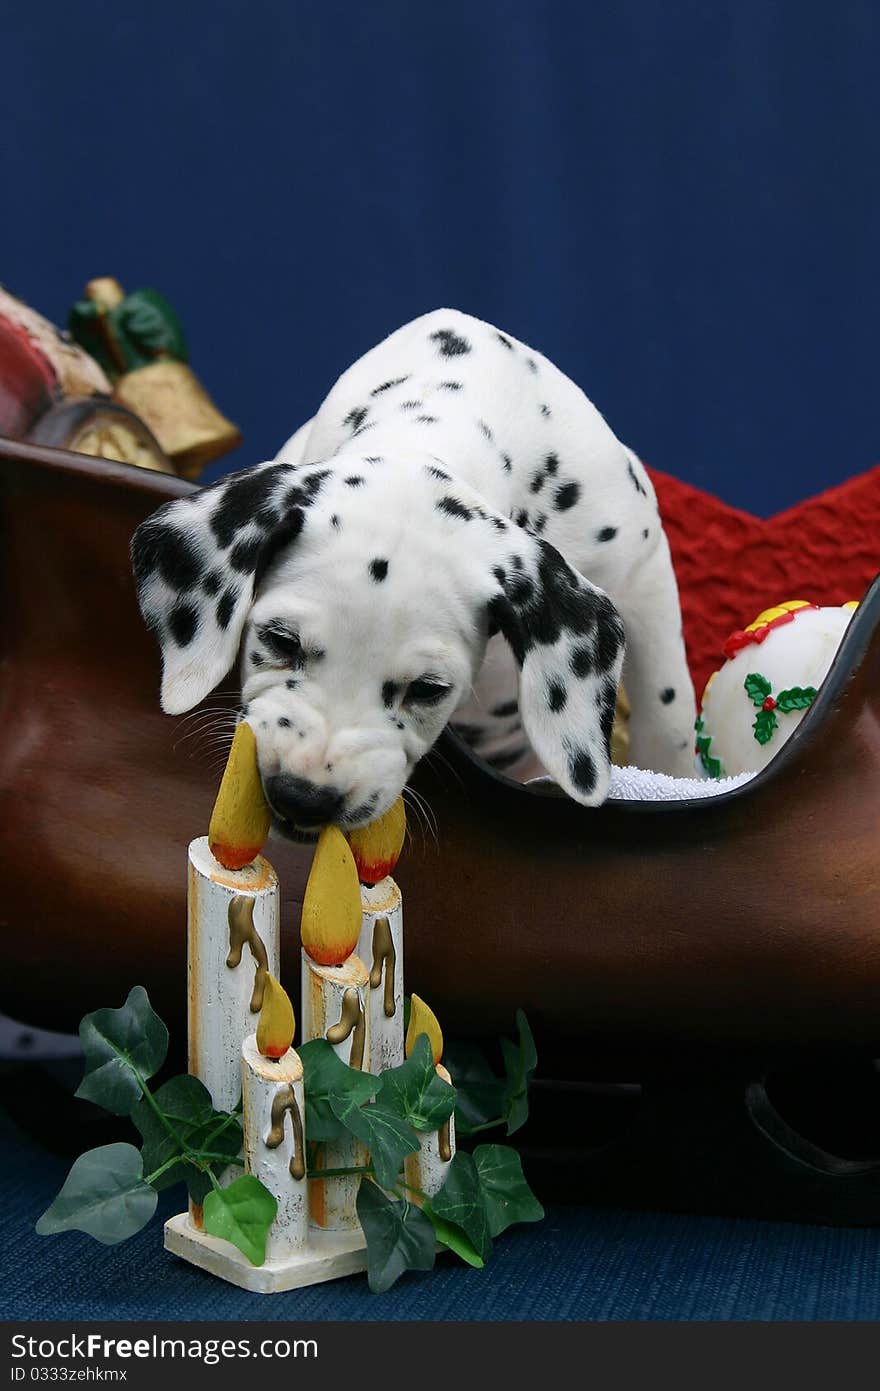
300,826 -> 371,1231
404,995 -> 456,1201
241,975 -> 307,1260
350,799 -> 406,1075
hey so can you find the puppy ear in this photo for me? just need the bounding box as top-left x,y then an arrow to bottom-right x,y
131,462 -> 328,713
488,537 -> 625,805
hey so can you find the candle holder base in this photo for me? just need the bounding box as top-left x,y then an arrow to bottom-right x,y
164,1212 -> 368,1294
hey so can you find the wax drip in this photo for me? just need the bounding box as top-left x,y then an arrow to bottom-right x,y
327,987 -> 367,1070
226,896 -> 269,1012
437,1119 -> 453,1163
369,916 -> 397,1018
265,1084 -> 306,1180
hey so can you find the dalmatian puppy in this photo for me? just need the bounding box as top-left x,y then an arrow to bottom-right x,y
132,310 -> 695,839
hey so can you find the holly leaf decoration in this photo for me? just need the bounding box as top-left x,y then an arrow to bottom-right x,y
776,686 -> 817,713
297,1038 -> 379,1143
202,1174 -> 277,1266
341,1102 -> 420,1191
473,1144 -> 544,1238
132,1074 -> 242,1199
500,1010 -> 537,1136
76,987 -> 169,1116
444,1041 -> 506,1136
356,1180 -> 436,1293
378,1033 -> 456,1133
744,672 -> 773,707
36,1144 -> 157,1245
430,1152 -> 493,1262
753,708 -> 778,745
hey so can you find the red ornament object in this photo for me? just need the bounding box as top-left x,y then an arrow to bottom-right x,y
649,465 -> 880,696
0,317 -> 57,437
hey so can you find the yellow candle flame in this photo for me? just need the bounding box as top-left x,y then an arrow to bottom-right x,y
256,973 -> 296,1058
346,796 -> 406,885
406,993 -> 443,1065
300,826 -> 362,965
208,722 -> 272,870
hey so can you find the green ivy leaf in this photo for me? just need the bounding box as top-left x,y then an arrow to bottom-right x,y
76,987 -> 169,1116
356,1180 -> 436,1293
430,1152 -> 492,1262
752,708 -> 778,745
36,1144 -> 157,1245
378,1034 -> 457,1133
423,1206 -> 485,1268
500,1010 -> 537,1136
132,1074 -> 241,1195
444,1042 -> 506,1136
744,672 -> 772,707
776,686 -> 817,713
342,1102 -> 419,1191
202,1174 -> 277,1266
298,1038 -> 379,1142
473,1145 -> 545,1238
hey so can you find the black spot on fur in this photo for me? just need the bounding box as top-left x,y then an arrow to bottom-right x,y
253,508 -> 307,587
508,574 -> 535,607
501,453 -> 513,473
278,716 -> 291,728
491,517 -> 507,532
430,327 -> 471,357
495,332 -> 514,350
216,589 -> 237,629
660,687 -> 676,704
230,536 -> 261,573
596,602 -> 625,669
200,570 -> 221,597
627,459 -> 648,497
477,419 -> 494,441
555,482 -> 581,511
168,602 -> 198,647
427,465 -> 451,481
352,422 -> 376,438
437,496 -> 472,521
532,514 -> 547,535
545,454 -> 559,475
343,406 -> 368,431
569,749 -> 597,795
250,650 -> 264,666
530,471 -> 545,494
491,700 -> 519,718
364,456 -> 384,465
493,565 -> 506,586
400,400 -> 423,411
371,376 -> 409,396
370,558 -> 389,582
416,414 -> 438,425
133,520 -> 205,590
382,681 -> 399,708
539,403 -> 551,418
439,380 -> 462,391
286,678 -> 298,690
643,528 -> 650,540
599,680 -> 617,755
514,510 -> 529,528
345,475 -> 364,488
570,643 -> 596,678
331,514 -> 341,529
547,680 -> 567,712
526,357 -> 538,373
597,526 -> 618,542
511,554 -> 524,570
207,465 -> 293,549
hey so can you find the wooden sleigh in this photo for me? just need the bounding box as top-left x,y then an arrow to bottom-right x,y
2,436 -> 879,1225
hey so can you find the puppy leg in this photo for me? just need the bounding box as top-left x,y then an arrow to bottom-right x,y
615,533 -> 696,775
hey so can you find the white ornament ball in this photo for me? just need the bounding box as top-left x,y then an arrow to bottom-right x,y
697,601 -> 857,778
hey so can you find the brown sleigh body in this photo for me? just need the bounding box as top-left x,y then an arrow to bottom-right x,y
2,437 -> 879,1081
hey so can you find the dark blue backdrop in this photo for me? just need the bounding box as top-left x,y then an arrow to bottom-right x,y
3,0 -> 879,514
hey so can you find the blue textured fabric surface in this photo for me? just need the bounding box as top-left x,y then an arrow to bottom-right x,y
5,1112 -> 880,1322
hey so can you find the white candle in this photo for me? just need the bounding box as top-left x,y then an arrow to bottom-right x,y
404,1063 -> 456,1201
301,950 -> 370,1230
241,1033 -> 308,1259
357,878 -> 404,1074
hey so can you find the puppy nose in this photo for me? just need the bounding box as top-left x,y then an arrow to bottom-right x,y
265,774 -> 344,827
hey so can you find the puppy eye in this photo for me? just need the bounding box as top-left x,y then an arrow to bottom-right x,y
257,624 -> 303,666
404,677 -> 452,706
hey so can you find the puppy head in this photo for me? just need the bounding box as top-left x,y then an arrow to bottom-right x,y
131,455 -> 624,832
